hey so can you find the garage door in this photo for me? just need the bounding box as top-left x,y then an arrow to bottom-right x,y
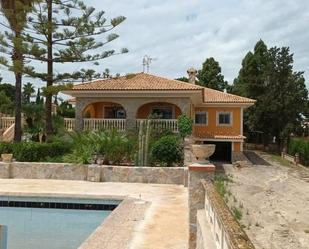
204,141 -> 232,162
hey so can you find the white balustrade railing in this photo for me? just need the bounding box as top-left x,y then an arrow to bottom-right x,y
64,118 -> 75,131
136,119 -> 179,133
2,123 -> 15,142
0,117 -> 15,130
83,118 -> 126,131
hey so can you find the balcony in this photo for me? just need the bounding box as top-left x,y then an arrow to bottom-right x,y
64,118 -> 178,133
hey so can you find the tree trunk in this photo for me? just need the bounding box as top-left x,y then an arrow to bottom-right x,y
12,29 -> 23,142
14,71 -> 22,142
45,0 -> 53,135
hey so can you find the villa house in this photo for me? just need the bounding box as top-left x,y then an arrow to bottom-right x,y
62,69 -> 255,162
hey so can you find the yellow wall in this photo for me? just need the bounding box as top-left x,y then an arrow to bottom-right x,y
233,142 -> 241,152
193,107 -> 241,138
136,102 -> 182,119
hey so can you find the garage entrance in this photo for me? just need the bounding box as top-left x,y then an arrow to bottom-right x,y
204,141 -> 232,162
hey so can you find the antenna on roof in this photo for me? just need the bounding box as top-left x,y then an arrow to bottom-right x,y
142,55 -> 157,73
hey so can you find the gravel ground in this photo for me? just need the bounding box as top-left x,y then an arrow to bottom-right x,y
223,152 -> 309,249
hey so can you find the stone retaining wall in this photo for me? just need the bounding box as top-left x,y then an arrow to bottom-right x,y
0,162 -> 186,185
197,180 -> 255,249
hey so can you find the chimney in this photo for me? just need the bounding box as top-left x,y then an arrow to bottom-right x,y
187,68 -> 197,84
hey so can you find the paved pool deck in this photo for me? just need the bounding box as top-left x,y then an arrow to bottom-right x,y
0,179 -> 188,249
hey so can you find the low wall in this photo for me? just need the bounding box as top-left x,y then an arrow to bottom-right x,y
101,166 -> 186,185
0,162 -> 186,185
281,152 -> 305,167
197,180 -> 255,249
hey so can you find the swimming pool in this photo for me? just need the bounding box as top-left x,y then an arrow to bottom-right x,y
0,196 -> 120,249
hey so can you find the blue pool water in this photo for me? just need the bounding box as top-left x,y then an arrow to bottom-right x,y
0,197 -> 118,249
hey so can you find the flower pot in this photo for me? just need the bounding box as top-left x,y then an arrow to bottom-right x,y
191,144 -> 216,164
1,153 -> 13,163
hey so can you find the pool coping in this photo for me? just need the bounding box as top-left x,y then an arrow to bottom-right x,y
0,192 -> 150,249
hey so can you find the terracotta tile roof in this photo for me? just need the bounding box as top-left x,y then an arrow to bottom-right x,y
72,73 -> 203,91
70,72 -> 255,104
203,88 -> 255,104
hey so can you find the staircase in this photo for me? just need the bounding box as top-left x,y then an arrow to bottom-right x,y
0,116 -> 15,142
1,124 -> 15,142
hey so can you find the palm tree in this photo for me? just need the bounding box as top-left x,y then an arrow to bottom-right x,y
0,0 -> 33,141
23,82 -> 35,103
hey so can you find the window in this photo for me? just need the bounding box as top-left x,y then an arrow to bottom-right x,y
195,112 -> 208,125
152,107 -> 173,119
104,106 -> 126,119
217,112 -> 232,126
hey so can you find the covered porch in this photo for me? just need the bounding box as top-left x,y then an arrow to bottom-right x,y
64,98 -> 190,132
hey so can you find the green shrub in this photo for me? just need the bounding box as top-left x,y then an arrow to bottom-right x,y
63,132 -> 95,164
288,138 -> 309,166
63,130 -> 137,165
151,135 -> 183,167
214,179 -> 227,197
91,129 -> 137,164
11,142 -> 71,162
232,207 -> 243,221
0,142 -> 13,154
177,114 -> 193,139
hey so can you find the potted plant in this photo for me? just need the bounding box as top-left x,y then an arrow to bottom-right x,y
1,153 -> 13,163
1,143 -> 13,163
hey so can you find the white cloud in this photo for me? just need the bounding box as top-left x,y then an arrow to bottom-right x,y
0,0 -> 308,89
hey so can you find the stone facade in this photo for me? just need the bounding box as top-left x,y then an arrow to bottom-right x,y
0,162 -> 186,185
101,166 -> 185,184
75,97 -> 191,131
10,162 -> 87,180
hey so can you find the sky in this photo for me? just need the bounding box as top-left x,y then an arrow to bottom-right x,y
0,0 -> 308,89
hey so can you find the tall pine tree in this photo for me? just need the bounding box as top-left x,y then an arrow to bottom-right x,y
197,57 -> 228,91
23,0 -> 127,134
233,40 -> 308,148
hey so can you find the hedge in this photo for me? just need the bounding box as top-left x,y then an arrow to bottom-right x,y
150,135 -> 183,167
288,138 -> 309,166
0,141 -> 72,162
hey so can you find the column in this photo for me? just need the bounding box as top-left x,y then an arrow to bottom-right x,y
75,99 -> 85,132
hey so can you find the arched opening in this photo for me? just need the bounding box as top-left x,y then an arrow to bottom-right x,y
83,102 -> 126,119
136,102 -> 182,119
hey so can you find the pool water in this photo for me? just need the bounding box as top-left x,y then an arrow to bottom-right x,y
0,198 -> 116,249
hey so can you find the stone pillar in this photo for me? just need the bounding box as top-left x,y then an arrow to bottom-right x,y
295,153 -> 300,166
188,163 -> 215,249
124,102 -> 140,130
75,99 -> 84,132
87,164 -> 101,182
